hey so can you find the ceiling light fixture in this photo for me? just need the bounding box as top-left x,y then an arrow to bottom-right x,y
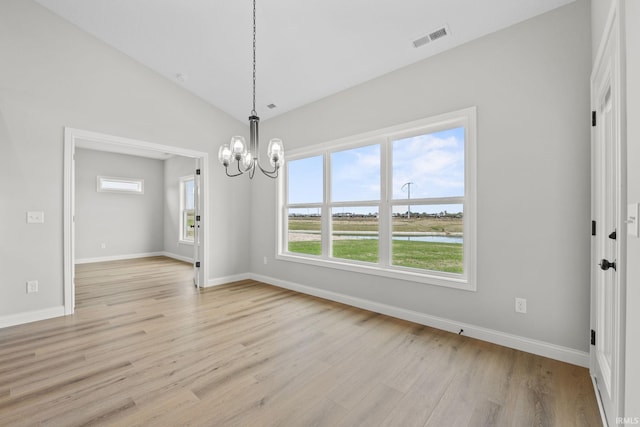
217,0 -> 284,179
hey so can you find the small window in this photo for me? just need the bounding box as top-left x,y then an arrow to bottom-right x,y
97,176 -> 144,194
180,176 -> 195,242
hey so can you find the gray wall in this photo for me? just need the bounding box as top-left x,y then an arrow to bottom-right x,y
164,155 -> 197,261
0,0 -> 250,318
75,149 -> 164,260
255,1 -> 592,351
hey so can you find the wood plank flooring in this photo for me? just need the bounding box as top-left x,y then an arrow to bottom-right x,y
0,257 -> 601,426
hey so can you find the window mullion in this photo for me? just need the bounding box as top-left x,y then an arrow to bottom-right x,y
378,138 -> 391,268
322,151 -> 331,259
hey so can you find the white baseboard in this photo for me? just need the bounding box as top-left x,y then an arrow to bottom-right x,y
205,273 -> 252,288
161,252 -> 194,264
75,251 -> 166,264
250,273 -> 590,368
0,306 -> 66,329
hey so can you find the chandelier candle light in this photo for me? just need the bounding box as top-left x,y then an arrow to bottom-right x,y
218,0 -> 284,179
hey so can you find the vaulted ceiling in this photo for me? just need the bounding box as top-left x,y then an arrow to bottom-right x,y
35,0 -> 575,123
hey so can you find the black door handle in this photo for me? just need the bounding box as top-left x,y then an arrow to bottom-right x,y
599,259 -> 616,271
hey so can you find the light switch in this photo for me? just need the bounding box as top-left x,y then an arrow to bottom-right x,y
27,211 -> 44,224
628,203 -> 639,237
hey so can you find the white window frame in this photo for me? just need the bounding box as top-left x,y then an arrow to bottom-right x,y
97,175 -> 144,194
277,107 -> 477,291
179,175 -> 195,244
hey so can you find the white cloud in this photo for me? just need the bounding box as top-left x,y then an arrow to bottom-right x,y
393,133 -> 464,198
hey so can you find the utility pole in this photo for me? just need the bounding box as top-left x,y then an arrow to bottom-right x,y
401,182 -> 414,219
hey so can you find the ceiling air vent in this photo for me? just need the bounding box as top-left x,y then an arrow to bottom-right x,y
412,35 -> 430,49
267,103 -> 277,109
412,24 -> 450,48
429,26 -> 449,42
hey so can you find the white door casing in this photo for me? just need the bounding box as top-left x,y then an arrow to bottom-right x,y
193,158 -> 205,287
63,127 -> 210,311
591,2 -> 626,424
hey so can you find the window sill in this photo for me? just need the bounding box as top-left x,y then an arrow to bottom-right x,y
276,252 -> 476,291
178,240 -> 194,246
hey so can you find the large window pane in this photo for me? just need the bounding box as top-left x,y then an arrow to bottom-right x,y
332,145 -> 380,202
288,156 -> 323,204
184,210 -> 195,240
392,204 -> 463,273
288,208 -> 322,255
392,127 -> 464,199
332,208 -> 378,263
185,179 -> 195,209
180,176 -> 195,242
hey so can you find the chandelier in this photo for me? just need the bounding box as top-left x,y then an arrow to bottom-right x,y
217,0 -> 284,179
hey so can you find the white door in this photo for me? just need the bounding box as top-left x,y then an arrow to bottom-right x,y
193,158 -> 204,287
591,6 -> 624,424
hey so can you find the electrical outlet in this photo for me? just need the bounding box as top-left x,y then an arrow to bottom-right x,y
263,256 -> 268,265
515,297 -> 527,314
101,243 -> 106,249
26,280 -> 39,293
26,211 -> 44,224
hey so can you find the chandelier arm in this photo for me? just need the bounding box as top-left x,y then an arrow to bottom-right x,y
238,159 -> 251,175
256,161 -> 280,178
225,164 -> 244,178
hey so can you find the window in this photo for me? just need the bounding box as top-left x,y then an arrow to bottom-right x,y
97,176 -> 144,194
180,176 -> 195,243
279,107 -> 476,290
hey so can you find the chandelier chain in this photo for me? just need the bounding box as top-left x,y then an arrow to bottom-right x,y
251,0 -> 257,116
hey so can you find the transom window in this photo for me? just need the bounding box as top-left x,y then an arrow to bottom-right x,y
279,107 -> 476,290
97,176 -> 144,194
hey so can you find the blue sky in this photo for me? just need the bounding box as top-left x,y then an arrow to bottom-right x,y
288,127 -> 464,214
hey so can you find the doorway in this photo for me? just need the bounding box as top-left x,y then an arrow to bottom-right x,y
63,127 -> 209,314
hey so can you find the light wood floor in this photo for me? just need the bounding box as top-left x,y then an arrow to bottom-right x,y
0,257 -> 600,426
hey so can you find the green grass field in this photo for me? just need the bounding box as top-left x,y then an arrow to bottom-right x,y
287,216 -> 463,273
288,239 -> 463,273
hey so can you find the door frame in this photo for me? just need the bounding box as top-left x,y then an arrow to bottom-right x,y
590,0 -> 627,424
63,127 -> 210,314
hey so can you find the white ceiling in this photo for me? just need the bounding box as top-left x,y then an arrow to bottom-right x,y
35,0 -> 574,123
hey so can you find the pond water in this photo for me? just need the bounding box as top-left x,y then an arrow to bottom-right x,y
341,235 -> 463,244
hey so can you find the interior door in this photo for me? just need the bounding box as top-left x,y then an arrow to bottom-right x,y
193,158 -> 204,287
591,7 -> 624,424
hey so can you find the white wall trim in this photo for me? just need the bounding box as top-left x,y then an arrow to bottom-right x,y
162,251 -> 194,264
75,252 -> 193,264
251,273 -> 590,367
0,306 -> 66,329
206,273 -> 252,288
75,252 -> 166,264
